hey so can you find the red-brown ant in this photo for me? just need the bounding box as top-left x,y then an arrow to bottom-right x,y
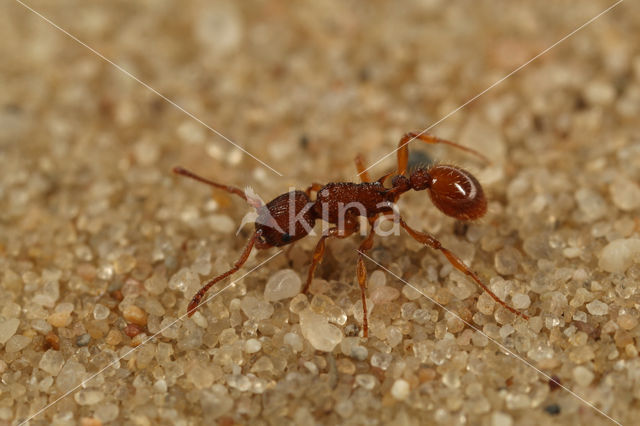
174,132 -> 528,337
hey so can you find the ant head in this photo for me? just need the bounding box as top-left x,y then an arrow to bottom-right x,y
410,165 -> 487,221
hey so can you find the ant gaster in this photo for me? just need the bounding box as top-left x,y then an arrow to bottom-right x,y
174,132 -> 528,337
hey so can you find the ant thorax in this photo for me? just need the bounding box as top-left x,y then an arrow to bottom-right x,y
313,182 -> 392,223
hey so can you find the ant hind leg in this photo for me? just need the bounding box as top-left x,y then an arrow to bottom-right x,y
398,217 -> 528,319
396,132 -> 490,176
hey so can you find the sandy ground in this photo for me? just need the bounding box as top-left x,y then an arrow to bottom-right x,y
1,1 -> 639,425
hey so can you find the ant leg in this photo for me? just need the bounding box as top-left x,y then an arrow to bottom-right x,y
303,216 -> 360,293
187,230 -> 261,316
396,132 -> 489,176
303,233 -> 330,294
357,154 -> 394,186
173,166 -> 248,201
303,226 -> 354,293
355,154 -> 372,182
398,217 -> 528,319
356,227 -> 376,337
305,183 -> 324,198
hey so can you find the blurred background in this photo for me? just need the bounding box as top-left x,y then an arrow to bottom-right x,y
1,1 -> 639,425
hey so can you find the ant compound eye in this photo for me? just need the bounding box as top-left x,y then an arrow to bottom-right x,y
281,233 -> 292,243
428,165 -> 487,221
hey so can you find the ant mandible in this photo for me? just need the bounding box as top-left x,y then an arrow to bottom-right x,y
173,132 -> 528,337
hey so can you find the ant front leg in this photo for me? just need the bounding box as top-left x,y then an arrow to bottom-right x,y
398,218 -> 528,319
396,132 -> 489,176
187,230 -> 261,316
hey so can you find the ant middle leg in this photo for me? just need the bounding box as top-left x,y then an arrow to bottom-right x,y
303,215 -> 360,293
357,154 -> 394,186
356,225 -> 376,337
187,229 -> 261,316
355,154 -> 372,183
398,217 -> 528,319
305,183 -> 324,198
354,213 -> 396,337
396,132 -> 489,176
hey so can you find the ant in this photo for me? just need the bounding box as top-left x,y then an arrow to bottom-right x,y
173,132 -> 528,337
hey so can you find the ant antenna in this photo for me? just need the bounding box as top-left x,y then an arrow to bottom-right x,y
173,166 -> 248,201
